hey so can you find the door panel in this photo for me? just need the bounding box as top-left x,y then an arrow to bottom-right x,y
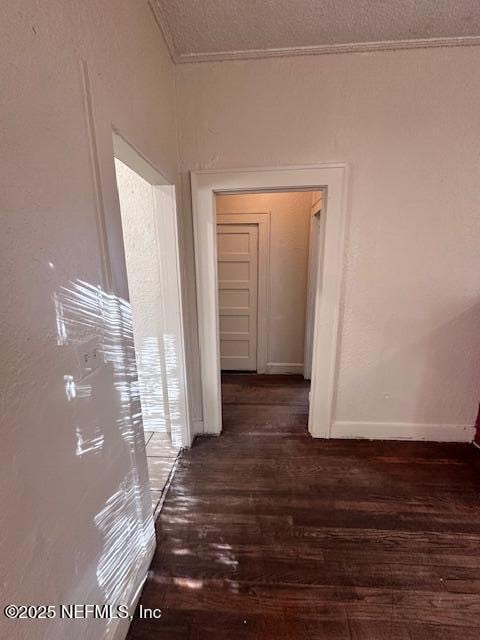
219,315 -> 249,333
217,224 -> 258,371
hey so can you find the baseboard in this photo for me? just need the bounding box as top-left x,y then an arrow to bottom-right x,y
266,362 -> 304,374
331,421 -> 475,442
110,535 -> 156,640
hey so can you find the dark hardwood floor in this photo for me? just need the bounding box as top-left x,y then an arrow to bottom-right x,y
127,374 -> 480,639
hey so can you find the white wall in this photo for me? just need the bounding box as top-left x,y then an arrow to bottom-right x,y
216,191 -> 311,370
115,159 -> 168,434
0,3 -> 179,639
177,46 -> 480,439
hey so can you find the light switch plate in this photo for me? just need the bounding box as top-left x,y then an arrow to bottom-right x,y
75,335 -> 104,380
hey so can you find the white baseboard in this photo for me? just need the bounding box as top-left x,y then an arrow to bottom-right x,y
266,362 -> 304,374
110,535 -> 156,640
331,421 -> 475,443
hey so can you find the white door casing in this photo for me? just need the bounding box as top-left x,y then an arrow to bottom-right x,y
304,193 -> 326,380
217,223 -> 258,370
191,165 -> 349,437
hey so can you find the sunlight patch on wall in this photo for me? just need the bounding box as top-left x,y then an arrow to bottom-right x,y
52,278 -> 154,637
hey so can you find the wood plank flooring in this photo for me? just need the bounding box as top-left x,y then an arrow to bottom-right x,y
126,374 -> 480,639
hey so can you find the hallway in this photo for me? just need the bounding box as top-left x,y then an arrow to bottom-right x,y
127,374 -> 480,639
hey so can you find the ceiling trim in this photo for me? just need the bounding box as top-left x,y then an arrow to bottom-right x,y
149,0 -> 179,63
175,35 -> 480,64
148,2 -> 480,66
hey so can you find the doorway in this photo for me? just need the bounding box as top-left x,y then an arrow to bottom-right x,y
191,165 -> 348,438
217,191 -> 324,374
113,134 -> 190,514
215,190 -> 323,428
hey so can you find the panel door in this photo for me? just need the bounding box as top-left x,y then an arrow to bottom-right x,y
217,224 -> 258,370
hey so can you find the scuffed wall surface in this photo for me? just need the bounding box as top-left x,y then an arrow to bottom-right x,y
216,192 -> 311,366
0,2 -> 178,638
177,46 -> 480,435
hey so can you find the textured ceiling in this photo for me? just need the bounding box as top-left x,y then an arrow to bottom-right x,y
151,0 -> 480,63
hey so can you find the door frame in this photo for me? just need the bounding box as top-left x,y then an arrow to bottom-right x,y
304,195 -> 326,380
191,164 -> 349,438
217,213 -> 271,374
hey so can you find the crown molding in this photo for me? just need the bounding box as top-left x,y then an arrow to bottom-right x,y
175,35 -> 480,64
147,2 -> 480,66
148,0 -> 179,64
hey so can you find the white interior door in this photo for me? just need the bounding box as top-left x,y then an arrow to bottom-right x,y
217,223 -> 258,371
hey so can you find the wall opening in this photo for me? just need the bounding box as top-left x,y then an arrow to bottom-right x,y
191,164 -> 347,439
214,189 -> 325,434
113,136 -> 189,513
